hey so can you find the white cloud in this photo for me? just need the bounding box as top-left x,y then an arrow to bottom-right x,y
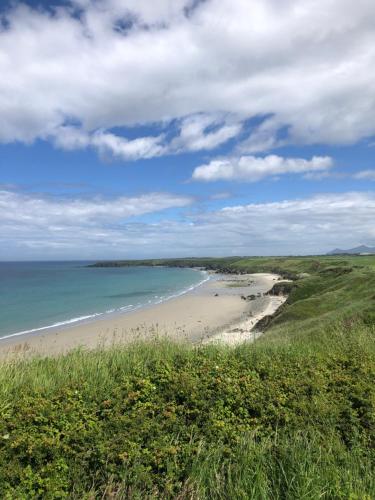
52,114 -> 240,160
0,189 -> 192,228
0,0 -> 374,155
192,155 -> 333,182
354,169 -> 375,181
1,189 -> 375,259
170,114 -> 242,153
237,116 -> 285,154
53,126 -> 167,160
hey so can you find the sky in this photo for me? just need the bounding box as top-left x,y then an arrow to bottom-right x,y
0,0 -> 375,260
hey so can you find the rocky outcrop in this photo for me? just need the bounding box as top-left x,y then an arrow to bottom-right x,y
266,281 -> 294,297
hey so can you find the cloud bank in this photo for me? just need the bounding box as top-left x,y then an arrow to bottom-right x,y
1,189 -> 374,259
1,0 -> 375,157
0,189 -> 192,225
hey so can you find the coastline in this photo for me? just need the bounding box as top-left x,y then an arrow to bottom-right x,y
0,267 -> 210,342
0,272 -> 285,359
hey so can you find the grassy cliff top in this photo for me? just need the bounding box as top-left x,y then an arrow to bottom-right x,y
90,253 -> 375,275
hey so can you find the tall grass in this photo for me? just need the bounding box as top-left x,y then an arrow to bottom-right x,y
0,323 -> 374,498
190,431 -> 375,500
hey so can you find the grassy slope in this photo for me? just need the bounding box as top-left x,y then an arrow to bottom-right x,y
1,256 -> 375,498
231,255 -> 375,341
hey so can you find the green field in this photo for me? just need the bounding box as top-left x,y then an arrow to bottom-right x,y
1,255 -> 375,498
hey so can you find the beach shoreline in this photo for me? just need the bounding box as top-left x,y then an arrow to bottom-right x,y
0,265 -> 210,342
0,266 -> 210,347
0,272 -> 285,359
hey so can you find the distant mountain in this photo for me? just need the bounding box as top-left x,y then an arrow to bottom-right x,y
327,245 -> 375,255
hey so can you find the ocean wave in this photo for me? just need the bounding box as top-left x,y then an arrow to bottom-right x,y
0,313 -> 104,341
155,271 -> 210,304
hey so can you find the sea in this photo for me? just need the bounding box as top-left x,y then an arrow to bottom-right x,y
0,262 -> 208,340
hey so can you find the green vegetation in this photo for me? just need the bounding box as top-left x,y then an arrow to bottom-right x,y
1,255 -> 375,498
93,254 -> 375,337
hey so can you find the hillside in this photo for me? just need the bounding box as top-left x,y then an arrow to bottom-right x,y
327,245 -> 375,255
1,255 -> 375,498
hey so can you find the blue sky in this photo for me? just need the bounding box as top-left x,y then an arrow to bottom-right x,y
0,0 -> 374,260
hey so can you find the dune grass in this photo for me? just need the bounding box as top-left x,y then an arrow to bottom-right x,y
1,255 -> 375,498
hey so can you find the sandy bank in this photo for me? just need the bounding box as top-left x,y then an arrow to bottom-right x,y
0,273 -> 285,359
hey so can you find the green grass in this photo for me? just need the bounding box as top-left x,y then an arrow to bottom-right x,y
1,326 -> 374,498
1,255 -> 375,498
255,257 -> 375,342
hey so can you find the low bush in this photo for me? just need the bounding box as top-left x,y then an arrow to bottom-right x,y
0,323 -> 374,498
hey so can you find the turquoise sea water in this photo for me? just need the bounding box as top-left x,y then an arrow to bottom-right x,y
0,262 -> 207,339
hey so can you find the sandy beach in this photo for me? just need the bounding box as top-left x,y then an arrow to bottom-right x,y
0,273 -> 285,359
